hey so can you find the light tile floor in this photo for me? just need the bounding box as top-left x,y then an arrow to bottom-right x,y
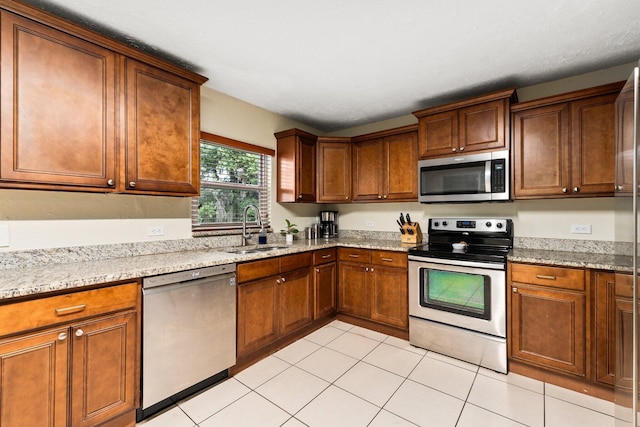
137,320 -> 618,427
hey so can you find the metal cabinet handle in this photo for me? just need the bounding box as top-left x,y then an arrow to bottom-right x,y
573,186 -> 580,192
276,279 -> 281,284
452,147 -> 457,152
298,195 -> 302,199
383,195 -> 387,199
322,254 -> 331,259
129,181 -> 136,188
365,267 -> 369,272
349,254 -> 359,258
58,332 -> 67,341
512,287 -> 518,293
316,268 -> 320,273
377,195 -> 382,199
381,257 -> 393,262
370,267 -> 374,272
75,329 -> 84,337
562,187 -> 568,193
55,304 -> 87,316
345,196 -> 349,200
536,274 -> 556,280
616,185 -> 624,191
459,146 -> 465,151
107,179 -> 115,186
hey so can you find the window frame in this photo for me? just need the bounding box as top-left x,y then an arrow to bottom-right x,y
192,131 -> 274,232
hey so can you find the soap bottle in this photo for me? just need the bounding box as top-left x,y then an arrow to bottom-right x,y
258,226 -> 267,244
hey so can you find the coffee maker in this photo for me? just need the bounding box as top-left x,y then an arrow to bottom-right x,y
318,210 -> 338,238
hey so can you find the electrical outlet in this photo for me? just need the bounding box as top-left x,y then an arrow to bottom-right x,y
570,224 -> 592,234
0,224 -> 8,247
147,226 -> 164,236
366,221 -> 375,227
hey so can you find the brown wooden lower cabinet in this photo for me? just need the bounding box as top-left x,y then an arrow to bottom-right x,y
337,248 -> 408,331
0,282 -> 139,427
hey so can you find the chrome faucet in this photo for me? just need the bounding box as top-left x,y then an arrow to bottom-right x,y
242,204 -> 262,246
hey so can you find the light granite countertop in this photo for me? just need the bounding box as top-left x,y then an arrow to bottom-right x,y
0,238 -> 412,300
508,248 -> 632,272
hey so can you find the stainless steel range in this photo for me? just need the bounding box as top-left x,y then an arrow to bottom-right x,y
408,218 -> 513,373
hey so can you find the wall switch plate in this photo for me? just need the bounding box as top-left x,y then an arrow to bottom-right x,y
571,224 -> 592,234
366,221 -> 375,227
0,224 -> 8,247
147,226 -> 164,236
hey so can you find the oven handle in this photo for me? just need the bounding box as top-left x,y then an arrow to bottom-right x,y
408,255 -> 505,271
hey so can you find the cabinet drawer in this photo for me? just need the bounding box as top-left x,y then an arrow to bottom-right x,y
371,250 -> 407,268
615,273 -> 634,298
237,258 -> 279,283
338,248 -> 371,264
314,248 -> 337,265
510,263 -> 584,291
280,252 -> 312,273
0,282 -> 138,337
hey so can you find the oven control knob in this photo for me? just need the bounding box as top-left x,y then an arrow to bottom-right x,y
485,221 -> 492,228
433,221 -> 439,227
442,221 -> 448,226
496,222 -> 504,229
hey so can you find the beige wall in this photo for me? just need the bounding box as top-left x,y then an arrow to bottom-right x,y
0,62 -> 635,251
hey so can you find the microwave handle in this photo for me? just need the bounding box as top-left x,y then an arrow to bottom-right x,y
485,161 -> 492,193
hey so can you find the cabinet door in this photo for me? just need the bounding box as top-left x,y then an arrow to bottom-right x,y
70,311 -> 137,427
570,93 -> 617,196
338,262 -> 370,318
383,131 -> 418,201
458,98 -> 507,154
370,266 -> 408,329
0,12 -> 117,191
314,262 -> 337,319
279,268 -> 313,336
0,328 -> 68,427
296,136 -> 317,202
512,103 -> 571,198
510,284 -> 585,377
616,82 -> 635,195
237,278 -> 278,357
317,139 -> 351,202
614,274 -> 635,390
124,59 -> 200,195
593,271 -> 615,386
417,110 -> 458,158
352,138 -> 383,201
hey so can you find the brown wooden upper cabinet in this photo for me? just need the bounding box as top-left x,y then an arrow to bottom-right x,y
615,79 -> 636,196
412,89 -> 515,159
275,129 -> 317,202
0,6 -> 206,196
352,126 -> 418,202
316,137 -> 352,203
511,82 -> 624,199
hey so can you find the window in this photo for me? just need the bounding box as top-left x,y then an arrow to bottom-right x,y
192,132 -> 274,231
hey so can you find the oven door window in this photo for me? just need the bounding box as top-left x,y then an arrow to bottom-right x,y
420,161 -> 487,195
420,268 -> 491,320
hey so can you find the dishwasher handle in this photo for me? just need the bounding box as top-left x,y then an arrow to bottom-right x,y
143,264 -> 236,289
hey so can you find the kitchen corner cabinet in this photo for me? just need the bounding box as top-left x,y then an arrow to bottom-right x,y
351,127 -> 418,202
337,248 -> 408,330
593,272 -> 634,390
275,129 -> 317,202
0,282 -> 139,427
509,263 -> 586,377
0,7 -> 205,196
511,82 -> 624,199
236,252 -> 313,359
316,137 -> 352,203
412,89 -> 515,159
313,248 -> 337,319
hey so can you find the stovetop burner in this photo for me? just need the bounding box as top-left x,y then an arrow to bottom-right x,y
409,217 -> 513,264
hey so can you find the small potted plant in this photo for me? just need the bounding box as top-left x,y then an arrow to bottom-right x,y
281,219 -> 299,244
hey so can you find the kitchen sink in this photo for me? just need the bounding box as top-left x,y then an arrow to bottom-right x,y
223,245 -> 288,254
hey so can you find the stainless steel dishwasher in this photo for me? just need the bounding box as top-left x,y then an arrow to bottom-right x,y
137,264 -> 236,421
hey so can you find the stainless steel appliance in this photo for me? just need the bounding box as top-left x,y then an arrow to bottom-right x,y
418,149 -> 509,203
137,264 -> 237,421
319,210 -> 338,238
408,218 -> 512,373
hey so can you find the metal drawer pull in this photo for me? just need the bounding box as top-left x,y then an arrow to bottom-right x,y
349,254 -> 359,258
535,274 -> 556,280
58,332 -> 67,341
322,254 -> 331,259
381,258 -> 394,262
75,329 -> 84,337
55,304 -> 87,316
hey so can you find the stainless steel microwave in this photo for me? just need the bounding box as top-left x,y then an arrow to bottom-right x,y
418,150 -> 510,203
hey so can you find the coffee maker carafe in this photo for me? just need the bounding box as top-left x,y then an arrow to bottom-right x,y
319,210 -> 338,238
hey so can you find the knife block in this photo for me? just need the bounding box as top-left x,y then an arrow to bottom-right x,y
401,222 -> 423,244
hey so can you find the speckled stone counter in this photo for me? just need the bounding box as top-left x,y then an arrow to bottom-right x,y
508,248 -> 632,272
0,237 -> 411,301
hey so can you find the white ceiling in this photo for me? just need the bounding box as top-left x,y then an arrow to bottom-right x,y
21,0 -> 640,132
